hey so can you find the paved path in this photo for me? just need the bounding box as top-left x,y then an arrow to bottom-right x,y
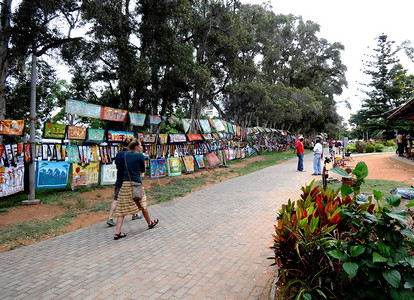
0,153 -> 318,299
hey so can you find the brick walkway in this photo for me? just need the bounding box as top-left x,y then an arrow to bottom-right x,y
0,153 -> 317,299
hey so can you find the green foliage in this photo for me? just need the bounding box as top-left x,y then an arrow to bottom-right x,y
346,143 -> 356,153
374,142 -> 384,152
364,143 -> 375,153
386,140 -> 397,147
355,141 -> 367,153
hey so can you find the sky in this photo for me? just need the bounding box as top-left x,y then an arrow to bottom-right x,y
241,0 -> 414,125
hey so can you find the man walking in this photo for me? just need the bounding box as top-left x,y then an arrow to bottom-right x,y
296,135 -> 305,172
312,138 -> 323,175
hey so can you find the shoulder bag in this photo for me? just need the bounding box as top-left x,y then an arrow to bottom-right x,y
124,153 -> 143,201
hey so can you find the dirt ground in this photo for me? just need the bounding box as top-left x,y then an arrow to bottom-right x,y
1,152 -> 413,254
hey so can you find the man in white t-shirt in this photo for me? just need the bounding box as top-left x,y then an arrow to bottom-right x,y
312,138 -> 323,175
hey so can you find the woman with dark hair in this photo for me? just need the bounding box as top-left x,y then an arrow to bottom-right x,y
114,139 -> 158,240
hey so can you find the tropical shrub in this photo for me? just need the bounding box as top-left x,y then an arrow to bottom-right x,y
347,143 -> 356,153
374,142 -> 383,152
271,162 -> 414,300
364,143 -> 375,153
386,140 -> 397,147
355,141 -> 366,153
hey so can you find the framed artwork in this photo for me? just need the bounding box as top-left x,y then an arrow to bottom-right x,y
100,163 -> 117,185
148,115 -> 162,125
158,134 -> 168,144
65,99 -> 102,119
205,151 -> 221,167
71,162 -> 100,189
138,133 -> 157,144
194,154 -> 205,169
35,161 -> 70,189
107,130 -> 134,142
0,162 -> 25,196
0,120 -> 25,136
66,145 -> 80,163
43,123 -> 66,139
182,156 -> 195,173
167,157 -> 181,177
129,112 -> 146,126
186,134 -> 203,142
87,128 -> 106,142
150,159 -> 167,179
169,134 -> 187,143
198,119 -> 211,133
101,106 -> 128,122
67,126 -> 87,140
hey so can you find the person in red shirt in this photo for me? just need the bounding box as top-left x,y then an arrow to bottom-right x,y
296,136 -> 305,171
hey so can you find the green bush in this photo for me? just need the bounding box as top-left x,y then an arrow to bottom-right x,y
347,143 -> 356,153
374,142 -> 383,152
364,143 -> 375,153
386,140 -> 397,147
355,141 -> 366,153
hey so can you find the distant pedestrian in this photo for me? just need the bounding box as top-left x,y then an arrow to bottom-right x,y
114,139 -> 158,240
397,133 -> 404,157
106,137 -> 142,227
296,136 -> 305,172
312,138 -> 323,175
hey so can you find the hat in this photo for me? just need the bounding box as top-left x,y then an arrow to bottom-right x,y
299,135 -> 303,140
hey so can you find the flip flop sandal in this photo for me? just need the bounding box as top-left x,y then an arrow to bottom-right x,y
148,219 -> 159,229
114,232 -> 127,240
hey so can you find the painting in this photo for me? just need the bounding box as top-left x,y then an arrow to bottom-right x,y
129,112 -> 146,126
100,163 -> 117,185
101,106 -> 128,122
169,134 -> 187,143
198,119 -> 211,133
87,128 -> 106,142
194,154 -> 205,169
66,99 -> 102,119
67,126 -> 87,140
205,151 -> 221,167
107,130 -> 134,142
182,156 -> 195,173
43,123 -> 66,139
167,157 -> 181,177
0,162 -> 25,197
0,120 -> 25,136
148,115 -> 162,125
138,133 -> 157,144
71,161 -> 100,189
158,134 -> 168,144
35,161 -> 70,189
66,145 -> 81,163
150,159 -> 167,179
186,134 -> 203,142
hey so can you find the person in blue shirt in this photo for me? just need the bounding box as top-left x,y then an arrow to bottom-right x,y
114,139 -> 158,240
106,137 -> 142,227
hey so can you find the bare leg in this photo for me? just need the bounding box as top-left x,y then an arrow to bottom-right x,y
141,208 -> 151,225
115,216 -> 124,235
108,200 -> 117,220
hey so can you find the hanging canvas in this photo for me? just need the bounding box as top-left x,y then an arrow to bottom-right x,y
150,159 -> 167,179
198,119 -> 211,133
66,145 -> 80,163
66,99 -> 102,119
71,161 -> 100,189
167,157 -> 182,177
217,150 -> 227,165
181,119 -> 192,133
226,122 -> 234,134
0,162 -> 25,197
55,144 -> 62,161
212,119 -> 226,132
129,112 -> 146,126
148,115 -> 162,125
87,128 -> 106,142
194,154 -> 205,169
101,106 -> 128,122
100,162 -> 118,185
241,149 -> 246,159
202,134 -> 214,140
107,130 -> 134,142
35,161 -> 70,189
205,151 -> 221,167
236,149 -> 241,159
158,134 -> 168,144
5,144 -> 17,165
43,123 -> 66,139
169,134 -> 187,143
0,120 -> 25,136
182,156 -> 195,173
0,145 -> 4,164
168,117 -> 179,124
186,134 -> 203,142
67,126 -> 87,140
138,133 -> 157,144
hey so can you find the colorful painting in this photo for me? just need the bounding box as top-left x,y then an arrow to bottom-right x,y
35,161 -> 69,189
67,126 -> 87,140
138,133 -> 157,144
129,112 -> 146,126
71,162 -> 100,189
100,163 -> 117,185
0,162 -> 25,197
182,156 -> 195,173
182,119 -> 192,133
150,159 -> 167,179
67,145 -> 80,163
65,99 -> 102,118
205,151 -> 221,167
101,106 -> 128,122
186,134 -> 203,142
212,119 -> 226,132
87,128 -> 106,142
107,130 -> 134,142
194,154 -> 205,169
158,134 -> 168,144
148,115 -> 162,125
167,157 -> 182,177
199,119 -> 211,133
0,120 -> 25,136
202,134 -> 214,140
169,134 -> 187,143
43,123 -> 66,139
